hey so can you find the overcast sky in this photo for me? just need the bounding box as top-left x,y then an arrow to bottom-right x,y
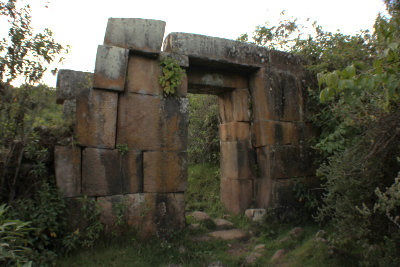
8,0 -> 388,86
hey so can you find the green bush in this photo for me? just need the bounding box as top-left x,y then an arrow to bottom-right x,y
188,94 -> 220,165
0,204 -> 34,266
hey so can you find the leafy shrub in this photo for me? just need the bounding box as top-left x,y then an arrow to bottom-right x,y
0,204 -> 34,266
188,94 -> 220,165
159,57 -> 185,96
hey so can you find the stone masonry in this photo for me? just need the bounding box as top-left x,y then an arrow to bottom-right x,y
55,18 -> 317,236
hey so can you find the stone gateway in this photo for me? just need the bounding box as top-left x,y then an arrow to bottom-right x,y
54,18 -> 317,237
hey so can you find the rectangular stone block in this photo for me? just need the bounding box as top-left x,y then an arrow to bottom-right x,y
104,18 -> 166,53
56,69 -> 92,104
97,193 -> 185,238
54,145 -> 81,197
220,141 -> 256,179
120,150 -> 143,194
221,178 -> 253,214
76,88 -> 118,149
117,93 -> 188,151
187,68 -> 248,94
255,177 -> 273,209
218,89 -> 250,123
159,52 -> 189,68
256,146 -> 316,179
250,69 -> 301,121
93,45 -> 128,92
82,148 -> 122,196
143,151 -> 187,193
220,122 -> 250,142
125,55 -> 163,95
251,120 -> 297,147
62,99 -> 76,120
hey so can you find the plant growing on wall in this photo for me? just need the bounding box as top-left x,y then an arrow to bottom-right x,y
158,57 -> 185,96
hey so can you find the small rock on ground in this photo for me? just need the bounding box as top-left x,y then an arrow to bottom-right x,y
213,218 -> 234,229
271,249 -> 287,262
289,227 -> 304,238
244,208 -> 266,222
209,229 -> 248,241
254,244 -> 266,251
245,251 -> 263,264
190,211 -> 211,221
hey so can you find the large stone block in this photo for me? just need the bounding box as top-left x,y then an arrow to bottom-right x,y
120,150 -> 143,194
117,93 -> 188,151
104,18 -> 166,53
220,122 -> 250,142
221,178 -> 253,214
251,120 -> 297,147
256,146 -> 316,179
93,45 -> 128,92
76,88 -> 118,149
125,55 -> 163,95
187,68 -> 247,94
62,99 -> 76,120
255,177 -> 273,209
143,151 -> 187,193
220,141 -> 255,179
159,52 -> 189,68
54,145 -> 81,197
97,193 -> 185,238
82,148 -> 122,196
56,69 -> 92,104
218,89 -> 250,123
250,69 -> 301,121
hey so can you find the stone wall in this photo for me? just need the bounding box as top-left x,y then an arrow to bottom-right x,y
55,18 -> 317,236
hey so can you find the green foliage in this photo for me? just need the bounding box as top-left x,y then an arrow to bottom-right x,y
116,143 -> 129,156
185,164 -> 224,217
188,94 -> 220,165
0,84 -> 66,202
0,204 -> 34,266
0,0 -> 68,86
159,57 -> 185,96
8,180 -> 67,265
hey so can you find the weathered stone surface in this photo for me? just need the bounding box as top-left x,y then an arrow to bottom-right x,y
104,18 -> 166,53
271,249 -> 287,262
251,120 -> 297,147
220,141 -> 255,179
56,69 -> 92,104
93,45 -> 128,92
54,145 -> 81,197
163,32 -> 267,68
117,93 -> 188,151
187,68 -> 247,94
97,194 -> 123,226
244,209 -> 266,222
120,150 -> 143,194
250,68 -> 301,121
218,89 -> 250,122
124,193 -> 185,238
208,229 -> 248,241
160,52 -> 189,68
76,88 -> 118,149
255,177 -> 273,209
221,178 -> 253,214
126,55 -> 163,95
220,122 -> 250,142
190,211 -> 210,221
256,146 -> 315,179
82,148 -> 122,196
213,218 -> 234,229
143,151 -> 187,193
62,99 -> 76,120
